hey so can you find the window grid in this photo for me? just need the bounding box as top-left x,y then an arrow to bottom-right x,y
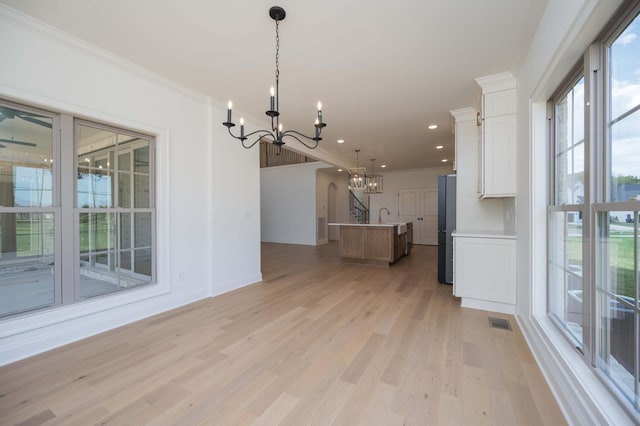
548,74 -> 586,347
0,100 -> 156,318
549,1 -> 640,417
76,121 -> 155,300
0,101 -> 60,317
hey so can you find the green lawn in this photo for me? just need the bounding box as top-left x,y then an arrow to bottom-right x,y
607,233 -> 635,297
14,219 -> 54,257
567,222 -> 635,298
1,215 -> 112,258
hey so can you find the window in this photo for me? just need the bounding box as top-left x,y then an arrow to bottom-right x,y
548,2 -> 640,414
77,123 -> 154,298
596,7 -> 640,407
0,104 -> 56,316
0,101 -> 156,317
549,76 -> 586,345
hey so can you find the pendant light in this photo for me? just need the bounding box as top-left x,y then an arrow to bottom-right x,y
348,149 -> 367,190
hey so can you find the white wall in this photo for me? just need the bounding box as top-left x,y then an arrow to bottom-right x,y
261,162 -> 327,245
368,166 -> 453,223
515,0 -> 630,424
210,115 -> 262,295
0,6 -> 261,365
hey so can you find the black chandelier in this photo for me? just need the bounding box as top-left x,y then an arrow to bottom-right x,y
222,6 -> 326,152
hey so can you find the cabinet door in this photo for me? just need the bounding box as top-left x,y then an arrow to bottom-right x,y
477,122 -> 484,195
483,89 -> 516,118
453,236 -> 458,296
483,114 -> 516,197
455,237 -> 516,304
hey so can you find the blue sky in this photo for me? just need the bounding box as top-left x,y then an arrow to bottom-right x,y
610,14 -> 640,178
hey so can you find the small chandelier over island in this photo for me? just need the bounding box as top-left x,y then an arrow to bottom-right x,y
348,149 -> 367,190
365,158 -> 383,194
222,6 -> 326,152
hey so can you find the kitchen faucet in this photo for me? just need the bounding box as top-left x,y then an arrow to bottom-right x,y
378,207 -> 390,224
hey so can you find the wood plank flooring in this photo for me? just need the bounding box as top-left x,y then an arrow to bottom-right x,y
0,242 -> 566,425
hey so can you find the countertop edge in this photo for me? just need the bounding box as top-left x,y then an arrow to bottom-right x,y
329,223 -> 398,227
452,230 -> 517,239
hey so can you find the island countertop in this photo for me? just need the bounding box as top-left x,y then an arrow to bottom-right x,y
329,223 -> 397,227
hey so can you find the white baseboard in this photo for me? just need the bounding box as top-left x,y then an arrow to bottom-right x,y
0,288 -> 208,367
211,273 -> 263,298
460,297 -> 516,315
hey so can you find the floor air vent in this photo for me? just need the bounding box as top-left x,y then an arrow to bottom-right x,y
488,317 -> 512,331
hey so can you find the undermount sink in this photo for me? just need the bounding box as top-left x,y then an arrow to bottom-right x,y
380,222 -> 407,234
397,223 -> 407,235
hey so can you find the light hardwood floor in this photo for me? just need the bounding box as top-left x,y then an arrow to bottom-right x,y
0,242 -> 566,425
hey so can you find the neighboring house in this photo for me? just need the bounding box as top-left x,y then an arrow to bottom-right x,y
616,182 -> 640,202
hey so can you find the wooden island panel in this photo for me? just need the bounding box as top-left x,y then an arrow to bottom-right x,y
339,226 -> 365,259
364,227 -> 394,262
338,224 -> 408,266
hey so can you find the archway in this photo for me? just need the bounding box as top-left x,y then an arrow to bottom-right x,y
327,182 -> 338,240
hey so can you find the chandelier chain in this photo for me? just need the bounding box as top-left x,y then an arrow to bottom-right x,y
275,20 -> 280,81
222,6 -> 325,152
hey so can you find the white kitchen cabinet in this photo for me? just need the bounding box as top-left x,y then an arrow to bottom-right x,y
453,232 -> 516,311
476,73 -> 516,198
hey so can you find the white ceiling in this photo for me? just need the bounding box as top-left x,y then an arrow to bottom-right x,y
1,0 -> 548,171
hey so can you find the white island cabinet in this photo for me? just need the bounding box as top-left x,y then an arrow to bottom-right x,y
453,231 -> 516,314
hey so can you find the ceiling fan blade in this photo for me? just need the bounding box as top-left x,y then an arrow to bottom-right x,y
17,115 -> 52,129
0,106 -> 16,119
0,138 -> 37,147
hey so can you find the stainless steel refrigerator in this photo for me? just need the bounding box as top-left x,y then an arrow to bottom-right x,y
438,174 -> 456,284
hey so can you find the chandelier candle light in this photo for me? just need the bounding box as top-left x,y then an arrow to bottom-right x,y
222,6 -> 326,152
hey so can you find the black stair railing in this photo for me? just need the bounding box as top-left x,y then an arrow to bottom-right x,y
349,190 -> 369,224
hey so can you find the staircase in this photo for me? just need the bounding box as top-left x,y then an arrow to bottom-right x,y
349,190 -> 369,224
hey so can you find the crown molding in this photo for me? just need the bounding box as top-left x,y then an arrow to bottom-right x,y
475,72 -> 517,93
450,107 -> 477,123
0,4 -> 208,104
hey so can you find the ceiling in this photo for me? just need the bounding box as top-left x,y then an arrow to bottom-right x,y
0,0 -> 548,171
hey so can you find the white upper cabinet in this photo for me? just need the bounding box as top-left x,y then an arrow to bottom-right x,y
476,73 -> 516,198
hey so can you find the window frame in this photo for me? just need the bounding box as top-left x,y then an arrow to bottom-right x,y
74,119 -> 157,300
547,0 -> 640,417
0,100 -> 62,316
0,100 -> 157,318
547,68 -> 590,351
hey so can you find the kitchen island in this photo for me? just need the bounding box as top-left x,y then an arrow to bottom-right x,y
329,223 -> 412,266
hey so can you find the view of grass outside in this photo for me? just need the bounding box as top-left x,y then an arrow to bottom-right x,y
605,218 -> 636,298
568,217 -> 635,298
78,213 -> 114,253
0,214 -> 54,258
567,222 -> 582,267
0,213 -> 115,260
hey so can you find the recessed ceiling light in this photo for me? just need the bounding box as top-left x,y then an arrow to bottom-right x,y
381,164 -> 387,168
435,145 -> 443,149
428,124 -> 438,130
441,159 -> 448,163
337,139 -> 345,144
